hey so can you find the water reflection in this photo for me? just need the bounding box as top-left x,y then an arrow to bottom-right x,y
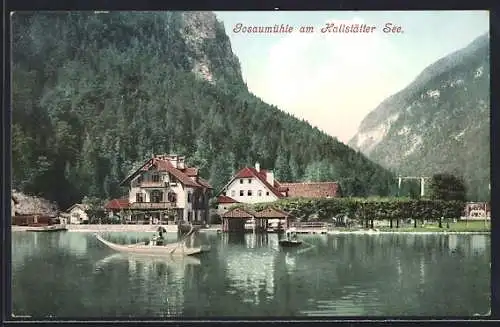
223,233 -> 276,305
11,232 -> 490,318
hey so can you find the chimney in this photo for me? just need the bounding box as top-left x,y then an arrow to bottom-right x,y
255,162 -> 260,172
178,156 -> 185,169
167,154 -> 178,168
266,170 -> 274,186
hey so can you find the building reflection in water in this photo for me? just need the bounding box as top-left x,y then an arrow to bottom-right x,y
223,233 -> 276,305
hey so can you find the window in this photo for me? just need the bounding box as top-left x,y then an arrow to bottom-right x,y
136,193 -> 144,203
258,190 -> 262,196
188,211 -> 192,222
137,176 -> 143,183
240,190 -> 244,196
231,190 -> 236,197
240,179 -> 243,184
168,191 -> 177,203
248,179 -> 252,184
152,174 -> 160,182
222,191 -> 226,196
247,190 -> 252,196
151,190 -> 163,203
215,205 -> 219,209
187,193 -> 192,203
266,191 -> 270,196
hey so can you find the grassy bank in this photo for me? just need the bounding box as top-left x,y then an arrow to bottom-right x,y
375,221 -> 490,233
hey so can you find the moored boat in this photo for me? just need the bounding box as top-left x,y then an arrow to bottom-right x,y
278,239 -> 303,247
279,228 -> 302,247
26,224 -> 68,232
95,233 -> 208,256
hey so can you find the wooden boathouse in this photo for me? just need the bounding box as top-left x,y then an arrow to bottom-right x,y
221,207 -> 293,233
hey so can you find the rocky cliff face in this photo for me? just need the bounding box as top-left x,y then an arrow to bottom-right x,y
181,11 -> 243,85
349,33 -> 490,200
12,190 -> 59,216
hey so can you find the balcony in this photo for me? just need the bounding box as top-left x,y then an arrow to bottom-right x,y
129,202 -> 177,210
139,181 -> 167,188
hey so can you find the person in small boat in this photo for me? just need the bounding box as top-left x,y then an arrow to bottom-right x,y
156,226 -> 166,246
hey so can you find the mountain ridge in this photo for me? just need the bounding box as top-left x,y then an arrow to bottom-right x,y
349,32 -> 490,201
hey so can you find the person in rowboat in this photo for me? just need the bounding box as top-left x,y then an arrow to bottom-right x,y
156,226 -> 166,246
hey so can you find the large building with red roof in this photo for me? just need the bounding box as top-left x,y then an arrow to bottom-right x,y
216,163 -> 341,215
104,154 -> 212,224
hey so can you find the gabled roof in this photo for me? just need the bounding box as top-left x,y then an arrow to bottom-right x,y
104,198 -> 130,210
280,182 -> 341,198
197,177 -> 213,189
67,203 -> 89,212
222,207 -> 259,219
217,195 -> 239,204
221,167 -> 283,198
120,157 -> 212,189
182,167 -> 198,176
255,207 -> 291,218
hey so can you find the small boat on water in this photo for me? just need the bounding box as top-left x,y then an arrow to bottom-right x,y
95,231 -> 209,257
279,228 -> 302,247
26,225 -> 68,232
278,239 -> 303,247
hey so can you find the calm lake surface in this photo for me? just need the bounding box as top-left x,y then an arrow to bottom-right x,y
11,231 -> 490,318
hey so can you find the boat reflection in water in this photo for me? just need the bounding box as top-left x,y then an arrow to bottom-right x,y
93,251 -> 201,317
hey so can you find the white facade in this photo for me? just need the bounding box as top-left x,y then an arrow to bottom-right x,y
223,177 -> 278,204
68,206 -> 89,224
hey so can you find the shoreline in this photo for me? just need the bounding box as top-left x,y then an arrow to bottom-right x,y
10,225 -> 489,235
326,230 -> 490,235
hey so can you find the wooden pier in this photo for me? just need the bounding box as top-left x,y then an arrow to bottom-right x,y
289,222 -> 331,234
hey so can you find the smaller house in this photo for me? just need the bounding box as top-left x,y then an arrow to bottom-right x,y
104,198 -> 130,218
59,212 -> 70,225
67,204 -> 90,224
216,195 -> 240,216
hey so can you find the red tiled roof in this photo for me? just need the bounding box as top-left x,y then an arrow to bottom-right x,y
255,207 -> 291,218
217,195 -> 239,204
182,167 -> 198,177
104,198 -> 129,210
222,207 -> 259,219
120,156 -> 212,189
198,177 -> 213,189
231,167 -> 283,198
280,182 -> 341,198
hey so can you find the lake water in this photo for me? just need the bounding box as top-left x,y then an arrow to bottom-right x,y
11,231 -> 490,318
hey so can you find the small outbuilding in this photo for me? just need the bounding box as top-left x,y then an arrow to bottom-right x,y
67,204 -> 90,224
221,206 -> 293,233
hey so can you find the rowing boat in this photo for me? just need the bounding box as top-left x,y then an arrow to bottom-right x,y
26,225 -> 68,232
95,233 -> 208,256
278,239 -> 303,247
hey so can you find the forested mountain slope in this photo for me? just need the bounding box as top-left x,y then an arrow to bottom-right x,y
12,12 -> 395,208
